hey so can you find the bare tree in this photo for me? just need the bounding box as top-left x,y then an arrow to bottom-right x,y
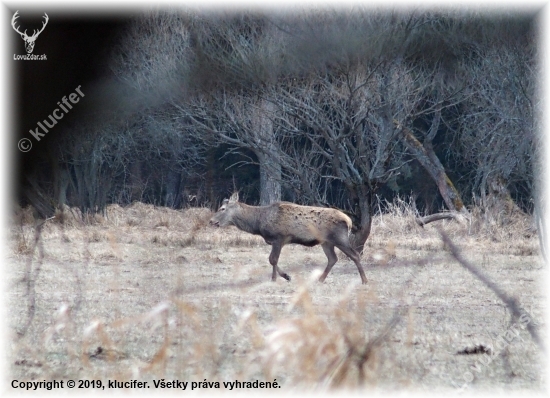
109,9 -> 192,102
271,52 -> 424,252
106,10 -> 206,208
456,25 -> 537,214
174,13 -> 288,204
263,11 -> 484,245
176,90 -> 282,205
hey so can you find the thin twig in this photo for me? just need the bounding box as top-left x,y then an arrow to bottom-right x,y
439,228 -> 544,352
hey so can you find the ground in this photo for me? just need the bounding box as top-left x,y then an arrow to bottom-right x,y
6,201 -> 546,392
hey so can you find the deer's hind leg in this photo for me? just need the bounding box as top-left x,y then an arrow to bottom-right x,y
268,242 -> 291,281
335,243 -> 368,285
319,242 -> 338,282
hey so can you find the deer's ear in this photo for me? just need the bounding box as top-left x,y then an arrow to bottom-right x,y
229,192 -> 239,203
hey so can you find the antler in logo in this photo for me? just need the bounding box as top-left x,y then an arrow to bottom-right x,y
11,11 -> 49,54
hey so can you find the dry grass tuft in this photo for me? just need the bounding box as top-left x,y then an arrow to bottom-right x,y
13,228 -> 33,255
52,205 -> 83,226
11,205 -> 36,255
13,204 -> 36,225
368,196 -> 539,256
250,273 -> 392,389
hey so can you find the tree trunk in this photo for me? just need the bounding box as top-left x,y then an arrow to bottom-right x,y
257,150 -> 281,205
252,99 -> 281,205
23,178 -> 55,219
348,188 -> 373,255
164,169 -> 182,208
52,162 -> 70,207
129,161 -> 144,203
534,192 -> 547,262
399,123 -> 468,214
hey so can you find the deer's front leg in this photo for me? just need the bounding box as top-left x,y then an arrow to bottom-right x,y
268,242 -> 290,281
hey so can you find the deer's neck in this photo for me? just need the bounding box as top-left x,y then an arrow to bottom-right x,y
232,203 -> 262,235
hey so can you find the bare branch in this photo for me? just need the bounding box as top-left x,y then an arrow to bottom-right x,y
439,229 -> 544,352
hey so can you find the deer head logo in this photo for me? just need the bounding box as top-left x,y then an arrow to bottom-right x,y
11,11 -> 49,54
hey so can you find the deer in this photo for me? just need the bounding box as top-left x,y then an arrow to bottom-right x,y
209,193 -> 367,284
11,11 -> 49,54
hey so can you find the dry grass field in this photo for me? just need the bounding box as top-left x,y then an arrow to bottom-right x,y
6,199 -> 546,393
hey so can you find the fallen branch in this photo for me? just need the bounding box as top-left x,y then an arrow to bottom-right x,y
416,211 -> 464,227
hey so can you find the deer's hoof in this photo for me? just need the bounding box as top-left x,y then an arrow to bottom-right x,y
282,273 -> 291,281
